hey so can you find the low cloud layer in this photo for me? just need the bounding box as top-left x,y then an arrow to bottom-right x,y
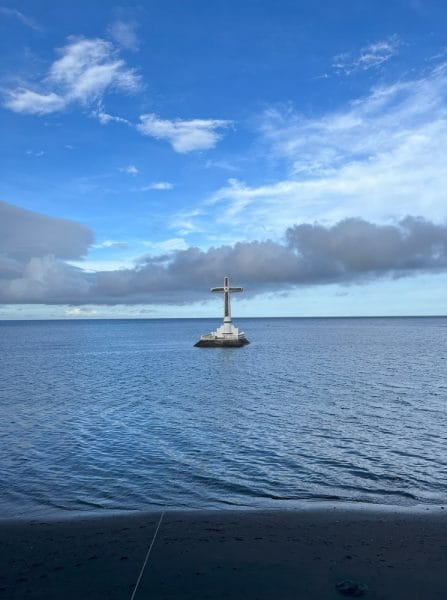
0,201 -> 93,259
1,201 -> 447,305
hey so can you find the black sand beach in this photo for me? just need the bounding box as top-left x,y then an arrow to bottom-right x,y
0,506 -> 446,599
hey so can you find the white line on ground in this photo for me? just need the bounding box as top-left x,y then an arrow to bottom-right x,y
130,511 -> 165,600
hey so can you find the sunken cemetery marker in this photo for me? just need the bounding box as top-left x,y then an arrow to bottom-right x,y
194,276 -> 250,347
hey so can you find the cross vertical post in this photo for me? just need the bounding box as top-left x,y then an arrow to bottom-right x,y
224,276 -> 230,322
211,276 -> 243,324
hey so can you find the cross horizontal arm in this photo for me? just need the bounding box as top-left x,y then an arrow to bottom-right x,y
211,287 -> 225,292
229,287 -> 243,292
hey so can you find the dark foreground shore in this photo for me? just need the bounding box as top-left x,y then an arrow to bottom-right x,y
0,506 -> 446,599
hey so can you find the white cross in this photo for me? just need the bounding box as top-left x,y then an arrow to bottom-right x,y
211,276 -> 243,322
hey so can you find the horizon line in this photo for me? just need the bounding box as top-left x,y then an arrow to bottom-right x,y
1,315 -> 447,322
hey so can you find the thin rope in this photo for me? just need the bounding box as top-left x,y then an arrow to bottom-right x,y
130,511 -> 165,600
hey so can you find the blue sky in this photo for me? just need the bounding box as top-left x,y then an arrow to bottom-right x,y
1,0 -> 447,318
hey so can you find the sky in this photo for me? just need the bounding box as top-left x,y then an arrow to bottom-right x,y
2,0 -> 447,319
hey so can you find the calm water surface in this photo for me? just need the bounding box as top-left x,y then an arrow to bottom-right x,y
0,318 -> 446,518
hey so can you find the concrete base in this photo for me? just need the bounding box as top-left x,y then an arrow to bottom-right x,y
194,336 -> 250,347
195,319 -> 249,348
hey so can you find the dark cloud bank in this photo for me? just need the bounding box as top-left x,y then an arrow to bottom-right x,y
1,200 -> 447,305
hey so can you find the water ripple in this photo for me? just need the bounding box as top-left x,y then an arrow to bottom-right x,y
0,317 -> 446,518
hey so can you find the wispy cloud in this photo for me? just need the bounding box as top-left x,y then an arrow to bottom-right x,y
170,209 -> 206,235
137,114 -> 233,153
141,237 -> 188,253
141,181 -> 174,191
203,63 -> 447,238
0,6 -> 40,31
4,37 -> 140,115
119,164 -> 139,175
333,36 -> 400,75
92,106 -> 130,124
68,258 -> 135,272
92,240 -> 129,249
107,20 -> 139,51
26,149 -> 45,157
204,158 -> 239,171
65,306 -> 98,317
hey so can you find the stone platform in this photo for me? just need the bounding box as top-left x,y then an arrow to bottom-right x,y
194,335 -> 249,347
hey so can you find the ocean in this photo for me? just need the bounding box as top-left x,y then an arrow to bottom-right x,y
0,317 -> 445,518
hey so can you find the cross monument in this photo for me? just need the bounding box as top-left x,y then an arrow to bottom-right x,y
194,276 -> 249,347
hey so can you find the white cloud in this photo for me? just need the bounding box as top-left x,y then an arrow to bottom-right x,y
260,64 -> 447,177
92,107 -> 130,124
333,36 -> 400,75
65,306 -> 98,317
26,149 -> 45,157
141,237 -> 188,253
137,114 -> 233,153
4,37 -> 232,160
119,164 -> 139,175
204,158 -> 239,171
108,20 -> 139,51
169,209 -> 206,235
141,181 -> 174,190
92,240 -> 129,249
4,37 -> 140,114
67,258 -> 134,272
203,63 -> 447,237
48,37 -> 140,100
5,90 -> 66,115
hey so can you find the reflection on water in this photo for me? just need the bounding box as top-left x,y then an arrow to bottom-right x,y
0,317 -> 446,518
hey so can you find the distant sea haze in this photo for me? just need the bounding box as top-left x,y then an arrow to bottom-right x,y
0,317 -> 445,518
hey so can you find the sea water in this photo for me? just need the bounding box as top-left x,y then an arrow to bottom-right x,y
0,317 -> 446,518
